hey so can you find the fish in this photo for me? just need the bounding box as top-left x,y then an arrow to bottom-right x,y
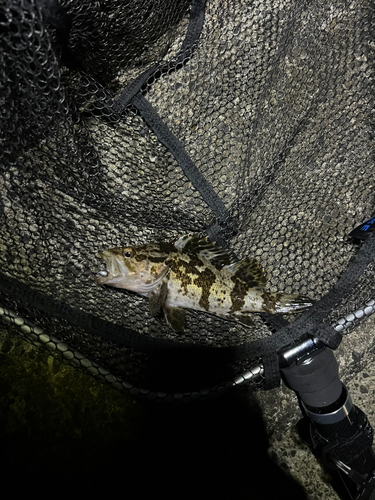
95,234 -> 313,332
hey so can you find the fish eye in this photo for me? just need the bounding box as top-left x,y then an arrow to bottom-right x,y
123,248 -> 133,258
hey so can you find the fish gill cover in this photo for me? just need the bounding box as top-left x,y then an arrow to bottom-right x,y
0,0 -> 375,398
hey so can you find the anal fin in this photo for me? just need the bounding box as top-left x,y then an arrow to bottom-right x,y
231,312 -> 255,327
163,306 -> 186,332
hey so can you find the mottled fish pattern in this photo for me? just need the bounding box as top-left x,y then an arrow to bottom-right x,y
95,234 -> 313,332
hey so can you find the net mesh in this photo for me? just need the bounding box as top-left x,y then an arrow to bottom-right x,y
1,0 -> 374,398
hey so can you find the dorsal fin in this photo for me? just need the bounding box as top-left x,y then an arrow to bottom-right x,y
174,233 -> 212,252
224,257 -> 267,288
173,234 -> 232,267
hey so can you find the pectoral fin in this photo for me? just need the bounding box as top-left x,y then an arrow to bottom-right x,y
148,280 -> 168,316
163,306 -> 186,332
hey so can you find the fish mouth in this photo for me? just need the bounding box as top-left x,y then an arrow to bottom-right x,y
94,250 -> 123,285
95,269 -> 110,284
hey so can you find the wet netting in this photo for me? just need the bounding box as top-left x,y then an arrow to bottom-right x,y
1,0 -> 375,401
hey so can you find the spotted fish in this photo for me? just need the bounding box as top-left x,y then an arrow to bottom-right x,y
95,234 -> 313,332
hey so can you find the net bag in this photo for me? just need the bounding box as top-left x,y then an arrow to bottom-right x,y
1,0 -> 375,401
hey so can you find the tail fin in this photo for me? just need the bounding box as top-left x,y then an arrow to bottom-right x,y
273,294 -> 314,313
